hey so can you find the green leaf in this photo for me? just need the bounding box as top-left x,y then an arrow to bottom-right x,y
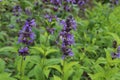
96,57 -> 107,64
0,47 -> 17,53
45,58 -> 61,66
43,67 -> 51,78
15,56 -> 29,73
27,56 -> 41,64
45,48 -> 58,56
0,31 -> 8,41
107,32 -> 120,44
104,48 -> 112,63
0,58 -> 5,73
34,65 -> 45,80
64,61 -> 78,73
0,73 -> 16,80
53,75 -> 61,80
63,68 -> 73,80
48,65 -> 62,74
31,47 -> 44,55
63,61 -> 79,80
72,64 -> 83,80
89,72 -> 105,80
23,1 -> 34,7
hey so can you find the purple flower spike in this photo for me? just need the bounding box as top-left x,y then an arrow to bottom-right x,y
61,15 -> 77,31
18,19 -> 36,45
19,47 -> 29,56
59,16 -> 76,59
18,19 -> 36,56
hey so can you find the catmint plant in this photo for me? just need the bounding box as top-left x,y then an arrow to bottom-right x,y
18,18 -> 36,80
59,15 -> 76,59
18,18 -> 36,56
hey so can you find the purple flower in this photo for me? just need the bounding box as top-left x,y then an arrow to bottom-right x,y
63,5 -> 71,11
13,5 -> 22,16
78,0 -> 85,6
60,32 -> 74,45
61,45 -> 74,59
50,0 -> 62,6
59,16 -> 76,59
116,53 -> 120,58
18,19 -> 36,45
111,46 -> 120,59
117,46 -> 120,53
53,6 -> 59,11
60,15 -> 77,31
115,0 -> 119,4
65,0 -> 76,4
44,14 -> 57,22
18,19 -> 36,57
19,47 -> 29,56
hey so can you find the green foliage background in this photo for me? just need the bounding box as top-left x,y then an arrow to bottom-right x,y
0,0 -> 120,80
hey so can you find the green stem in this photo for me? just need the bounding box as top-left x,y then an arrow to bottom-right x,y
20,56 -> 24,80
62,59 -> 65,80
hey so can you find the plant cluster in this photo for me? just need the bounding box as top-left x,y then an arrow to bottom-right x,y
0,0 -> 120,80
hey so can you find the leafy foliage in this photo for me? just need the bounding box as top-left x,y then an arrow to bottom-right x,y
0,0 -> 120,80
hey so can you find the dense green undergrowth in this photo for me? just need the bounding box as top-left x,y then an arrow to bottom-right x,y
0,0 -> 120,80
